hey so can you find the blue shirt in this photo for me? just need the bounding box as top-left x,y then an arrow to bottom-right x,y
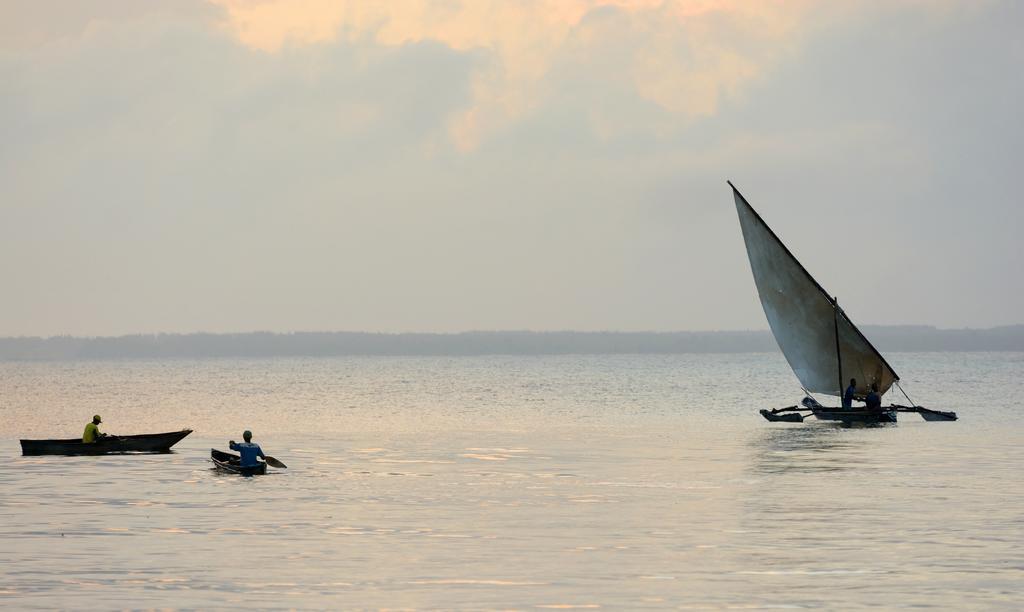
865,391 -> 881,411
842,385 -> 856,408
229,441 -> 266,467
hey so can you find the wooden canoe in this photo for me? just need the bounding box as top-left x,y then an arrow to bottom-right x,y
20,429 -> 193,456
210,448 -> 267,476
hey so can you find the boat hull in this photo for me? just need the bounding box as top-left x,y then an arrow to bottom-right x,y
812,409 -> 897,424
20,429 -> 193,456
211,448 -> 267,476
761,403 -> 955,423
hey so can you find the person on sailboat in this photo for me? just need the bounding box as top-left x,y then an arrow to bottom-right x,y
842,378 -> 858,409
865,383 -> 882,413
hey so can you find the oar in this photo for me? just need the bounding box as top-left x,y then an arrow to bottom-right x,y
264,456 -> 287,469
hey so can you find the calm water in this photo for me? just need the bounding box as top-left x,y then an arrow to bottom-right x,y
1,353 -> 1022,609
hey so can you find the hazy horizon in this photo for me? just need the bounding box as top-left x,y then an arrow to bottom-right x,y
3,321 -> 1022,340
3,1 -> 1022,337
3,325 -> 1022,361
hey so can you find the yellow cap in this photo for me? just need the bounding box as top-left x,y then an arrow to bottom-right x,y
93,415 -> 102,423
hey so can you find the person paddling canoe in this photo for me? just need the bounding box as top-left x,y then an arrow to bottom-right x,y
229,430 -> 266,468
82,414 -> 108,443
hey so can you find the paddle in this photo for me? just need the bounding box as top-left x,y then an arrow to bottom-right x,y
264,456 -> 287,469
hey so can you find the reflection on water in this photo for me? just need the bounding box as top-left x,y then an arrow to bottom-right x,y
749,425 -> 867,474
1,353 -> 1022,608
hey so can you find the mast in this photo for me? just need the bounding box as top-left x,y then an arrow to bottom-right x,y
833,298 -> 842,397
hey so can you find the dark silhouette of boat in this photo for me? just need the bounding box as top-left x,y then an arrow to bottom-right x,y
20,429 -> 193,455
729,182 -> 956,424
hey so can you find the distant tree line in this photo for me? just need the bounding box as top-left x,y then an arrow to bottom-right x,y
0,326 -> 1021,361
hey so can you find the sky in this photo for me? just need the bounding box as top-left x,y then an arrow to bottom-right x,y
1,0 -> 1021,337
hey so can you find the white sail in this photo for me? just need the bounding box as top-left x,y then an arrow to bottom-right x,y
730,183 -> 897,397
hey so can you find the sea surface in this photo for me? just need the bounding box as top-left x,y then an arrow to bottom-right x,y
1,352 -> 1022,610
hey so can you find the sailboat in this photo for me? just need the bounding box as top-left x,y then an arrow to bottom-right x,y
729,181 -> 957,424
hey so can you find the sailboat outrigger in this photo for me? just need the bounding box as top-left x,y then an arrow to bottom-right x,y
729,181 -> 957,424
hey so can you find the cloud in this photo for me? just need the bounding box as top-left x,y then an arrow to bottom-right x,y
210,1 -> 820,149
0,0 -> 1020,335
0,0 -> 216,51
